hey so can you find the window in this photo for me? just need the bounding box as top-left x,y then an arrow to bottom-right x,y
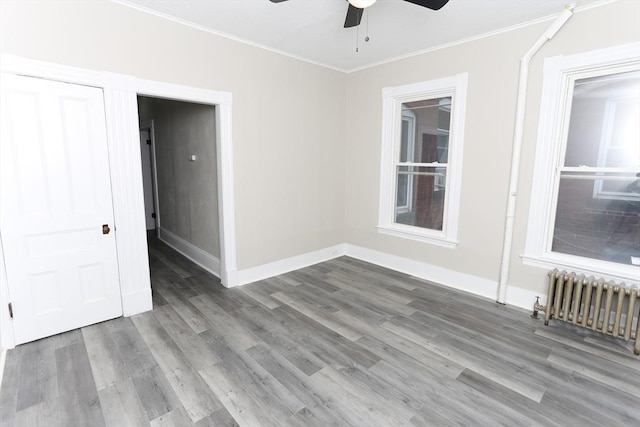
525,43 -> 640,283
378,74 -> 468,248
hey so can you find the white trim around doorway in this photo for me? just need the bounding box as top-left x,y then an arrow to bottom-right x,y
0,54 -> 237,349
135,78 -> 238,287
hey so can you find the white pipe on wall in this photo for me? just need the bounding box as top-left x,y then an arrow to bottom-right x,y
497,3 -> 577,304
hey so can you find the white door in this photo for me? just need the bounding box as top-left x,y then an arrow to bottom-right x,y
0,74 -> 122,345
139,129 -> 156,231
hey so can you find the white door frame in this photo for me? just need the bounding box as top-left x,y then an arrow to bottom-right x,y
139,120 -> 161,237
0,54 -> 238,350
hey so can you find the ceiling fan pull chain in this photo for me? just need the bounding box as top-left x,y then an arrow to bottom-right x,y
356,25 -> 359,52
365,8 -> 370,42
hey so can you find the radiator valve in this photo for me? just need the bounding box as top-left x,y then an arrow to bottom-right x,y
531,296 -> 545,319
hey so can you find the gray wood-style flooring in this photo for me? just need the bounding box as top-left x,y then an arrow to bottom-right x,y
2,237 -> 639,426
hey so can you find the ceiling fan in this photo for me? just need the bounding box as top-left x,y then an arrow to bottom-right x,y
269,0 -> 450,28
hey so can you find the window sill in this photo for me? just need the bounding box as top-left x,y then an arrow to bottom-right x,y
377,225 -> 457,249
521,253 -> 640,285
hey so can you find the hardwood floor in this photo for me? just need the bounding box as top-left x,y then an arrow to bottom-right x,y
1,237 -> 639,426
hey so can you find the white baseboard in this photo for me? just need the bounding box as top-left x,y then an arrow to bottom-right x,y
344,244 -> 500,302
159,227 -> 221,278
232,244 -> 346,287
343,244 -> 540,311
224,241 -> 539,312
505,284 -> 543,312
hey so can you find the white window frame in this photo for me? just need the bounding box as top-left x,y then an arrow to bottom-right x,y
378,73 -> 468,248
523,42 -> 640,284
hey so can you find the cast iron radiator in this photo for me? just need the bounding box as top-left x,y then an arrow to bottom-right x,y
543,269 -> 639,355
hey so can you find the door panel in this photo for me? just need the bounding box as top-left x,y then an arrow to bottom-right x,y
1,74 -> 122,344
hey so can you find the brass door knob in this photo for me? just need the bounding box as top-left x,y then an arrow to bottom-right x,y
102,224 -> 111,235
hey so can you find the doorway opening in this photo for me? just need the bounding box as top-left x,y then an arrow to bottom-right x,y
136,96 -> 222,303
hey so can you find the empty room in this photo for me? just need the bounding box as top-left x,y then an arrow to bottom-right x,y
0,0 -> 639,426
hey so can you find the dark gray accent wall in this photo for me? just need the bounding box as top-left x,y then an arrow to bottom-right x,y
138,97 -> 220,258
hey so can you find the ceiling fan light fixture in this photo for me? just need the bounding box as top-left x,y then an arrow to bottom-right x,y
348,0 -> 376,9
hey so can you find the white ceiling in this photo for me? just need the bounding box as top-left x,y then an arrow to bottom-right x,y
116,0 -> 609,72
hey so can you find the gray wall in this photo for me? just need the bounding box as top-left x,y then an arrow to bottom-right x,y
0,0 -> 347,270
1,0 -> 637,301
344,1 -> 640,297
138,97 -> 219,258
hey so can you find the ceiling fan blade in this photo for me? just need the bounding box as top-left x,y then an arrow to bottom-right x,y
269,0 -> 288,3
344,4 -> 364,28
403,0 -> 450,10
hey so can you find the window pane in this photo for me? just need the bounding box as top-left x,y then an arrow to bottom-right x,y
396,173 -> 409,209
607,99 -> 640,167
395,166 -> 446,230
593,171 -> 640,198
401,98 -> 451,164
564,70 -> 640,168
400,118 -> 410,162
552,174 -> 640,265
